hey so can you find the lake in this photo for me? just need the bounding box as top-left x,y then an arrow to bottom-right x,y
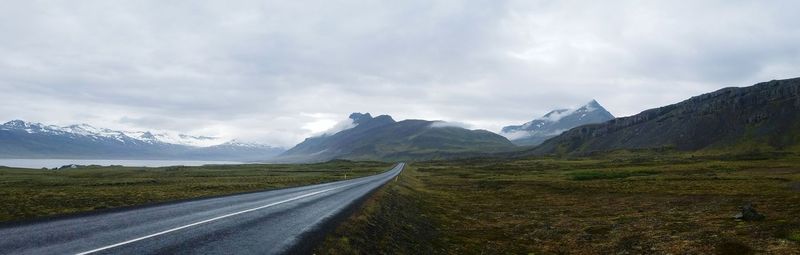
0,159 -> 245,169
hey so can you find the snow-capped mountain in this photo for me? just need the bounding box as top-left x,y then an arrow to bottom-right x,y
0,120 -> 227,147
501,100 -> 615,146
0,120 -> 284,161
121,131 -> 224,147
218,139 -> 278,148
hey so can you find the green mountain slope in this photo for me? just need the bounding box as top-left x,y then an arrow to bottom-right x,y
277,113 -> 516,162
531,77 -> 800,155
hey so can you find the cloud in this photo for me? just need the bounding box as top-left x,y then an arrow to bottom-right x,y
500,130 -> 530,141
0,0 -> 798,147
318,119 -> 358,137
541,109 -> 573,122
429,121 -> 472,129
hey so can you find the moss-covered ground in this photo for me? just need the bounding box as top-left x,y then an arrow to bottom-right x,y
0,160 -> 391,223
317,152 -> 800,254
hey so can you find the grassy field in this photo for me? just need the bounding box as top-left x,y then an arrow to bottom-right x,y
0,160 -> 392,223
317,152 -> 800,254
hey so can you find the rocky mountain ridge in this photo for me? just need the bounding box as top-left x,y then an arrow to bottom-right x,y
276,113 -> 515,162
531,78 -> 800,155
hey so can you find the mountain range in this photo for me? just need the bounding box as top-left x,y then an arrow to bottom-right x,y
3,77 -> 798,163
501,100 -> 614,146
274,113 -> 516,162
0,120 -> 284,161
531,77 -> 800,155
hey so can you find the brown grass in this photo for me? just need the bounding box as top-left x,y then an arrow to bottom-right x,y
317,153 -> 800,254
0,160 -> 392,223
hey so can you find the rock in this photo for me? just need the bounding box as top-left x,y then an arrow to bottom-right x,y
57,164 -> 79,170
734,203 -> 765,221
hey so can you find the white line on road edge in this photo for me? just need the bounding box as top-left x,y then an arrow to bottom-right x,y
75,186 -> 344,255
74,164 -> 402,255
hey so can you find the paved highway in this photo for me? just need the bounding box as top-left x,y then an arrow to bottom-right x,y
0,163 -> 404,255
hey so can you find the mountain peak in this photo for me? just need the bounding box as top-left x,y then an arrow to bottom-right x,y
372,114 -> 395,123
1,120 -> 49,131
140,131 -> 156,139
580,99 -> 607,112
347,113 -> 396,127
501,101 -> 615,146
349,112 -> 373,124
66,123 -> 102,133
3,119 -> 28,127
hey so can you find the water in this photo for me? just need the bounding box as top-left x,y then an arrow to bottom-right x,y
0,159 -> 245,169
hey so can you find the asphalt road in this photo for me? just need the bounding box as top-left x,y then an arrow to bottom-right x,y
0,163 -> 404,255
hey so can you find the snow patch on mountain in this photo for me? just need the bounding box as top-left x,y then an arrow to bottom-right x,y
1,120 -> 236,147
220,139 -> 279,149
122,131 -> 224,147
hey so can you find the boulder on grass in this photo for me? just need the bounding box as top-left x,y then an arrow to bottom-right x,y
734,203 -> 765,221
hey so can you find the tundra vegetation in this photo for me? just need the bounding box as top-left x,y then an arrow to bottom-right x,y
0,160 -> 391,223
317,150 -> 800,254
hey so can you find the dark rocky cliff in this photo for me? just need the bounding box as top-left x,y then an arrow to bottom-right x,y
531,78 -> 800,155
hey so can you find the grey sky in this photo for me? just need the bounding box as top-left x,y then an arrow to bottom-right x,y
1,0 -> 798,147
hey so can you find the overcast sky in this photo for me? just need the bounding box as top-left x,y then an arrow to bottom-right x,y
1,1 -> 798,147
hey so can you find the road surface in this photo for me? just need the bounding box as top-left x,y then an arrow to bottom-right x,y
0,163 -> 404,255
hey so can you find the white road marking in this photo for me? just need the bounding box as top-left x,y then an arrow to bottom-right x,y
75,186 -> 343,255
74,163 -> 403,255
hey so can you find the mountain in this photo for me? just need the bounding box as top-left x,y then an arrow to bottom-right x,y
276,113 -> 516,162
186,140 -> 286,162
0,121 -> 284,161
120,130 -> 222,147
531,77 -> 800,155
501,100 -> 614,146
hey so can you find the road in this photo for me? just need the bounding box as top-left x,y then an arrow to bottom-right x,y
0,163 -> 404,255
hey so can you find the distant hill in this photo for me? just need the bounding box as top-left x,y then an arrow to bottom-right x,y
531,78 -> 800,155
501,100 -> 614,146
0,120 -> 284,161
276,113 -> 516,162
